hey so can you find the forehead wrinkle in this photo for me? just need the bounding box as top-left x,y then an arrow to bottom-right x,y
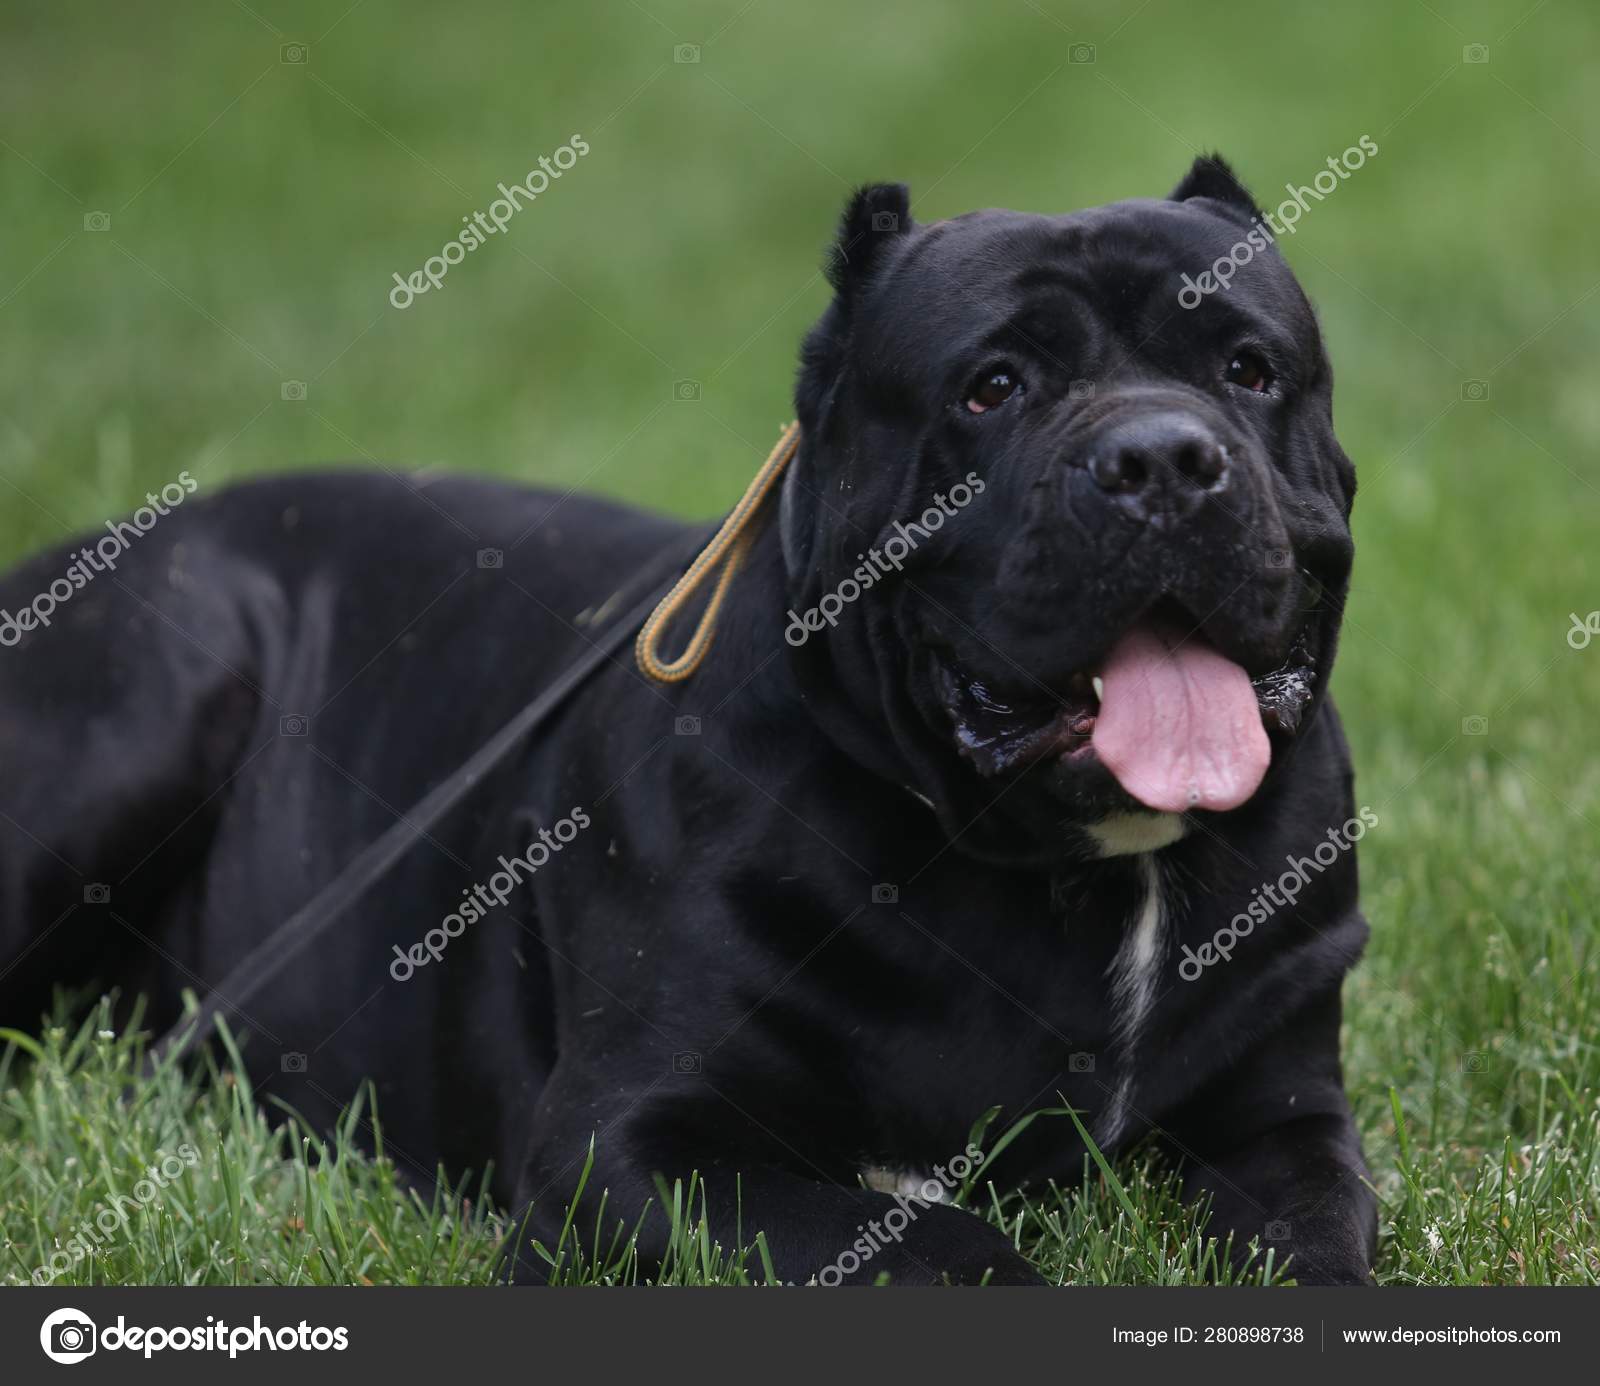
862,198 -> 1319,382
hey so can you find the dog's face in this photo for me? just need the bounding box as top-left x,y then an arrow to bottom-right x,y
782,159 -> 1355,865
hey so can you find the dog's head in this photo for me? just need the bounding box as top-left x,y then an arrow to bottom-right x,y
780,158 -> 1355,865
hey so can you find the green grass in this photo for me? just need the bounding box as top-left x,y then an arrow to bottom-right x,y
1,1006 -> 505,1287
2,0 -> 1598,1284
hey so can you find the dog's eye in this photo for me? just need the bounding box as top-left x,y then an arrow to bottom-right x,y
1225,351 -> 1273,393
966,369 -> 1019,414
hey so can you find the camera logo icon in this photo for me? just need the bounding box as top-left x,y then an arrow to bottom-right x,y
1069,1051 -> 1096,1073
1460,379 -> 1490,402
83,883 -> 110,904
1069,43 -> 1096,64
672,1051 -> 702,1074
1460,1050 -> 1488,1073
870,211 -> 900,232
40,1307 -> 97,1363
674,43 -> 700,64
674,715 -> 701,736
871,883 -> 898,904
1462,714 -> 1488,736
280,380 -> 307,401
673,379 -> 702,403
281,42 -> 309,65
281,1051 -> 308,1073
1068,379 -> 1096,402
477,548 -> 504,569
83,211 -> 110,232
279,714 -> 309,737
1265,548 -> 1293,571
1462,43 -> 1489,64
1264,1219 -> 1292,1240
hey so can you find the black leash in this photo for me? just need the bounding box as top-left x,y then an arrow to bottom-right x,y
146,528 -> 710,1075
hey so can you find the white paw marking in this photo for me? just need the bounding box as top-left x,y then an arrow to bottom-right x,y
859,1166 -> 944,1202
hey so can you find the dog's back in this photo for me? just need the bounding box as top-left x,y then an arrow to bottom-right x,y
0,468 -> 686,1173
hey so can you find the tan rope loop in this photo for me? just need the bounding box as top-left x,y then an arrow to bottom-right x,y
635,421 -> 801,683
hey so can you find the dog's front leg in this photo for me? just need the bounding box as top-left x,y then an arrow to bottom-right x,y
1167,990 -> 1376,1285
1179,1109 -> 1376,1285
502,1071 -> 1043,1285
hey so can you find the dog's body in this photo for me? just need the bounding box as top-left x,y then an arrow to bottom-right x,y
0,161 -> 1376,1284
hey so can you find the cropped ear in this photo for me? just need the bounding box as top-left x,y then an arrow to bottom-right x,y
825,182 -> 913,297
791,184 -> 911,512
1170,154 -> 1261,222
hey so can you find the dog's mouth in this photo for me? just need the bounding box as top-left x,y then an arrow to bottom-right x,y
937,611 -> 1318,814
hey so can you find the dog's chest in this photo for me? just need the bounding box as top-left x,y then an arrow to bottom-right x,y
854,853 -> 1176,1167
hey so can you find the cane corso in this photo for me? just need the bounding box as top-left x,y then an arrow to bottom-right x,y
0,156 -> 1374,1285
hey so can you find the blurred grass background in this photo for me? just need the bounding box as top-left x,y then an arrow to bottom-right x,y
2,0 -> 1597,1281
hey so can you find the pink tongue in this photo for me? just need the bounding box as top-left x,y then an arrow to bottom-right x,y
1091,624 -> 1270,813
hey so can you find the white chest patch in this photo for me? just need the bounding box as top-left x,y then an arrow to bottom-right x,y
1097,853 -> 1169,1145
1086,811 -> 1188,858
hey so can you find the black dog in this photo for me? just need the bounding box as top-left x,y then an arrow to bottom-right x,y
0,157 -> 1374,1285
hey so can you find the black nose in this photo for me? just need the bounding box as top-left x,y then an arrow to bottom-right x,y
1086,412 -> 1229,525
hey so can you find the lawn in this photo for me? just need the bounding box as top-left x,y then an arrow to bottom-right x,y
2,0 -> 1597,1285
